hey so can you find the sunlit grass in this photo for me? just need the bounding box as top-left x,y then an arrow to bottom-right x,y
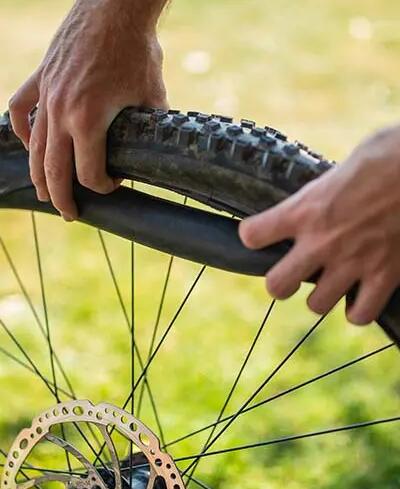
0,1 -> 399,488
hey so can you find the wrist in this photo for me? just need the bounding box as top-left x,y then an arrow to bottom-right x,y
79,0 -> 168,32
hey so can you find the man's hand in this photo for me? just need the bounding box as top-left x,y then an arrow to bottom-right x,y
239,126 -> 400,325
8,0 -> 168,221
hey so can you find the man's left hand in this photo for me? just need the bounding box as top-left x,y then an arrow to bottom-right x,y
239,125 -> 400,325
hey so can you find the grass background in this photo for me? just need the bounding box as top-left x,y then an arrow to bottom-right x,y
0,1 -> 399,488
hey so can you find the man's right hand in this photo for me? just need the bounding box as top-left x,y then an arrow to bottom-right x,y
8,0 -> 168,221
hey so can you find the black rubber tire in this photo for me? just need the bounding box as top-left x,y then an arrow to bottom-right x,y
106,107 -> 334,217
1,108 -> 400,346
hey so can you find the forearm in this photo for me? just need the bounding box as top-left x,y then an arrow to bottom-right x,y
73,0 -> 169,32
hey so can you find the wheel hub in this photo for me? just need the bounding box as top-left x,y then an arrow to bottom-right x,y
1,400 -> 184,489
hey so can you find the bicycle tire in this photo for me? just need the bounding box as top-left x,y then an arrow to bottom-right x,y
1,107 -> 399,345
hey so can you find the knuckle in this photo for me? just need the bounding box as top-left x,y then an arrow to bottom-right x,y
295,196 -> 332,234
8,95 -> 23,113
47,93 -> 64,114
51,194 -> 66,209
77,174 -> 96,189
70,107 -> 95,135
314,238 -> 333,261
301,234 -> 329,263
30,169 -> 46,188
77,172 -> 112,194
298,243 -> 319,266
44,162 -> 64,184
369,271 -> 395,296
29,136 -> 46,156
151,39 -> 164,61
371,245 -> 393,271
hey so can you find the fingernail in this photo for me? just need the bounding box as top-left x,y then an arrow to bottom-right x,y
62,213 -> 75,223
348,312 -> 369,326
37,191 -> 50,203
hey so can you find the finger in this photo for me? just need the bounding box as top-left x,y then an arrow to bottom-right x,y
239,199 -> 296,250
9,74 -> 40,149
307,265 -> 358,315
346,275 -> 397,326
73,130 -> 118,194
266,243 -> 321,300
44,121 -> 77,221
29,104 -> 49,202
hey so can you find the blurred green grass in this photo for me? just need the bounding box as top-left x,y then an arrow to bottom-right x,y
0,1 -> 399,488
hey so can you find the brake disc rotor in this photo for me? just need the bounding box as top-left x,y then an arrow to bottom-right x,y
1,400 -> 185,489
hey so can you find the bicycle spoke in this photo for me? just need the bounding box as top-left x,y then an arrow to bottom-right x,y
1,232 -> 104,457
32,215 -> 110,469
97,230 -> 166,443
0,345 -> 102,455
130,229 -> 135,413
0,236 -> 75,397
165,342 -> 395,449
176,416 -> 400,462
185,474 -> 214,489
129,199 -> 135,489
0,317 -> 57,397
98,230 -> 163,433
124,265 -> 206,405
136,255 -> 174,417
0,346 -> 73,399
136,197 -> 187,418
182,313 -> 327,475
187,300 -> 275,484
1,450 -> 39,486
0,318 -> 110,472
98,230 -> 130,325
31,213 -> 71,471
92,265 -> 207,466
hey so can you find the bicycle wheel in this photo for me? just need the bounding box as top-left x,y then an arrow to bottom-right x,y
0,108 -> 399,489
